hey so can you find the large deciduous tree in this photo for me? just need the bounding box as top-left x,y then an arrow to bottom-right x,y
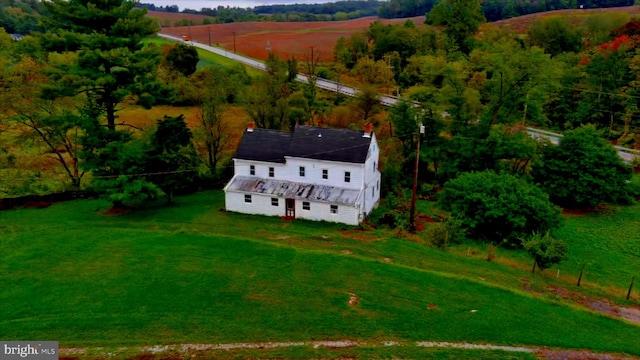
439,170 -> 562,247
246,53 -> 298,130
39,0 -> 160,131
164,43 -> 199,77
1,38 -> 86,190
426,0 -> 485,54
473,39 -> 559,132
532,125 -> 633,208
527,16 -> 583,57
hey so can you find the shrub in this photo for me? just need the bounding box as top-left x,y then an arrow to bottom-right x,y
522,232 -> 568,273
430,216 -> 466,249
439,170 -> 562,247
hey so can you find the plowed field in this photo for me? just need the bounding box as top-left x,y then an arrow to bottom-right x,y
157,14 -> 425,61
154,6 -> 638,61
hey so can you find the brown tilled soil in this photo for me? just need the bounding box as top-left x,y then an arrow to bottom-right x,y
155,6 -> 640,61
158,15 -> 425,61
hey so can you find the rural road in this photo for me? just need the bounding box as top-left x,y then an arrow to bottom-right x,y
158,33 -> 640,165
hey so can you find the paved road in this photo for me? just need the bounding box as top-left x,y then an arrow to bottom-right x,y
158,34 -> 639,164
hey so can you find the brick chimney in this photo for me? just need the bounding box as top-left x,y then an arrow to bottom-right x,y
247,122 -> 255,132
363,123 -> 373,138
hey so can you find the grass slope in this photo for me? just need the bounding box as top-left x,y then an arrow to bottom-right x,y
1,191 -> 639,354
145,37 -> 263,78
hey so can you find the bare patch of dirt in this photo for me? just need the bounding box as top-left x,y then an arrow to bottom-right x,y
347,292 -> 359,306
562,204 -> 613,216
414,214 -> 437,232
536,349 -> 637,360
338,229 -> 375,242
23,200 -> 52,209
562,207 -> 595,216
103,205 -> 134,216
547,284 -> 640,324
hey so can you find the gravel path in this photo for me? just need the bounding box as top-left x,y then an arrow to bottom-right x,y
59,340 -> 639,359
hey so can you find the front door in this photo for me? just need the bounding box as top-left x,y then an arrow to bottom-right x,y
285,198 -> 295,218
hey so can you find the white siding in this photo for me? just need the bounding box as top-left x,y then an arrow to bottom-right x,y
284,157 -> 364,190
225,191 -> 284,217
225,191 -> 359,225
295,199 -> 359,225
226,133 -> 380,225
234,159 -> 285,179
362,134 -> 381,215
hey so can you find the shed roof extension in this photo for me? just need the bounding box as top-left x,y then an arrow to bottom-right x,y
234,125 -> 372,164
225,176 -> 362,206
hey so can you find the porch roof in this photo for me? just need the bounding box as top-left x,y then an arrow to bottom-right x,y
225,176 -> 362,206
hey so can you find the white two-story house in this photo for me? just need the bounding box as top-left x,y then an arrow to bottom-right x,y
224,124 -> 381,225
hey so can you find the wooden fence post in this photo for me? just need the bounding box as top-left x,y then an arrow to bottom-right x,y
577,264 -> 585,287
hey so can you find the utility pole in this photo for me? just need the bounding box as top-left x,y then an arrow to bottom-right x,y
233,31 -> 236,53
409,115 -> 425,233
208,26 -> 211,46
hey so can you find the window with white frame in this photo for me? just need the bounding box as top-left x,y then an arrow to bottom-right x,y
271,198 -> 278,206
250,165 -> 255,175
299,166 -> 305,177
344,171 -> 351,183
269,167 -> 274,177
244,194 -> 252,203
303,201 -> 310,210
322,169 -> 328,179
330,205 -> 338,214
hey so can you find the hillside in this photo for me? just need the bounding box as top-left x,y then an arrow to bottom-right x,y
158,14 -> 425,61
1,191 -> 639,358
157,6 -> 637,60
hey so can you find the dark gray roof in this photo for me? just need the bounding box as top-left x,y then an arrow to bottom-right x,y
234,125 -> 372,164
226,176 -> 362,205
234,128 -> 291,163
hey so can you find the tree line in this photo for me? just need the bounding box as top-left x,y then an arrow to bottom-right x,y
138,1 -> 383,24
378,0 -> 635,21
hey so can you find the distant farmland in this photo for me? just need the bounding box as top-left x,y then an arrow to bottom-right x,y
154,6 -> 638,61
156,13 -> 425,61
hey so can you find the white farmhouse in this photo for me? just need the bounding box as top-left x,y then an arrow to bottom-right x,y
224,124 -> 381,225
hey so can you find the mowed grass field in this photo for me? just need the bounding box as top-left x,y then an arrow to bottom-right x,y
1,191 -> 639,355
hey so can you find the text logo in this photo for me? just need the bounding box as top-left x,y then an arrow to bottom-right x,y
1,342 -> 58,360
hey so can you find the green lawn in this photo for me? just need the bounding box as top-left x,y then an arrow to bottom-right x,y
1,191 -> 640,356
554,204 -> 640,292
